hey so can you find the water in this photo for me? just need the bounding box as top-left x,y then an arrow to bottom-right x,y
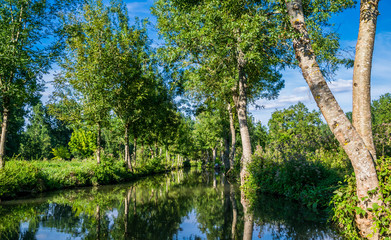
0,169 -> 341,239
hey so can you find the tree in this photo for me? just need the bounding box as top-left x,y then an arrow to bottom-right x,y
56,0 -> 115,164
0,0 -> 56,168
352,0 -> 380,160
372,93 -> 391,157
20,104 -> 52,160
282,0 -> 381,237
193,110 -> 224,165
153,0 -> 286,188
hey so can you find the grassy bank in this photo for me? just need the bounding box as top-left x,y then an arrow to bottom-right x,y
248,147 -> 391,238
0,155 -> 187,201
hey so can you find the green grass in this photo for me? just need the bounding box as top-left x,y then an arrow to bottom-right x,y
0,155 -> 183,200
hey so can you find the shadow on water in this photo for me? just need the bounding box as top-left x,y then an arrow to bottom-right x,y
0,169 -> 341,239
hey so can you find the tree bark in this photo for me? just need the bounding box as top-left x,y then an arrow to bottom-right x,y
223,135 -> 230,170
352,0 -> 380,160
132,137 -> 137,169
212,147 -> 217,167
0,98 -> 9,169
96,122 -> 101,164
124,123 -> 132,171
227,103 -> 236,172
285,1 -> 381,238
236,44 -> 252,188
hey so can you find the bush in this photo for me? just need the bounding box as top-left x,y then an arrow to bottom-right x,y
68,129 -> 96,158
0,160 -> 45,198
249,146 -> 344,209
51,146 -> 71,160
331,157 -> 391,239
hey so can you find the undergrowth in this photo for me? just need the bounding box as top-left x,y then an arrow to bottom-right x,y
0,154 -> 183,200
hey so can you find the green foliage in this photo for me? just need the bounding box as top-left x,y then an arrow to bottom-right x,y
331,157 -> 391,239
249,146 -> 344,209
268,102 -> 338,154
51,146 -> 71,160
68,129 -> 96,158
0,158 -> 45,198
20,104 -> 53,160
91,155 -> 129,185
372,93 -> 391,157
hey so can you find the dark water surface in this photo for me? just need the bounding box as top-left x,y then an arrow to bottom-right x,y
0,169 -> 341,239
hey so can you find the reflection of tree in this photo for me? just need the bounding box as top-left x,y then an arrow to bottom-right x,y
252,194 -> 341,239
1,169 -> 342,239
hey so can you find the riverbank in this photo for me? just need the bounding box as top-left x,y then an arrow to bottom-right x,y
0,155 -> 189,201
248,147 -> 391,238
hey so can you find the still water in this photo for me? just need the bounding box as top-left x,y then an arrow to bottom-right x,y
0,169 -> 341,239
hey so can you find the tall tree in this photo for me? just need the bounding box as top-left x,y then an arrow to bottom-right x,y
153,0 -> 286,188
0,0 -> 57,168
282,0 -> 381,238
352,0 -> 380,160
56,0 -> 114,164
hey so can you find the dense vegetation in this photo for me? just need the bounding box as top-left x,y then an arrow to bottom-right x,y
0,0 -> 389,238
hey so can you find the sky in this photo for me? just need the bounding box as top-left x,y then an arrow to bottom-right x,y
42,0 -> 391,125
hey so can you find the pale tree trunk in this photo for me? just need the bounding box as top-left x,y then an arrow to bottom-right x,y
124,123 -> 132,171
96,122 -> 101,164
212,147 -> 217,166
227,103 -> 236,173
352,0 -> 379,160
165,146 -> 169,166
132,137 -> 137,169
285,1 -> 381,238
236,44 -> 252,188
0,97 -> 9,169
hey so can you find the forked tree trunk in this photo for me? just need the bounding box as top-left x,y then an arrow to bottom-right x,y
236,45 -> 252,188
0,99 -> 9,169
227,103 -> 236,172
285,1 -> 381,238
352,0 -> 380,160
96,122 -> 101,164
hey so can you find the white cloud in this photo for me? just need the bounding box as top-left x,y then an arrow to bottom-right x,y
327,79 -> 352,93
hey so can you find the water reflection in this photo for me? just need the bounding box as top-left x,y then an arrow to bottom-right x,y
0,169 -> 340,239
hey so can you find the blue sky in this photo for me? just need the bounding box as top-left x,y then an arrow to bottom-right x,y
43,1 -> 391,125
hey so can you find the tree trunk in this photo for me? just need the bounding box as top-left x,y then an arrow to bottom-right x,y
132,137 -> 137,169
352,0 -> 379,160
96,122 -> 101,164
236,43 -> 252,188
124,123 -> 132,171
223,135 -> 230,171
285,1 -> 381,238
227,103 -> 236,172
0,98 -> 9,169
212,147 -> 217,167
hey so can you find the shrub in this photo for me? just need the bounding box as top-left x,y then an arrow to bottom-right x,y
51,146 -> 71,160
331,157 -> 391,239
